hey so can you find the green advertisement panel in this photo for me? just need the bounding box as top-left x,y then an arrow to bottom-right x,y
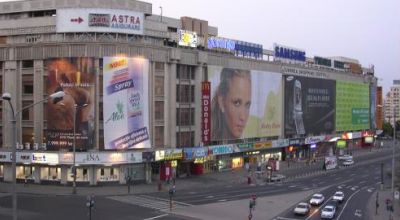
336,81 -> 370,131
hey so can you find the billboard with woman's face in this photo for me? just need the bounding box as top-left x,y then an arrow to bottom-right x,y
207,66 -> 282,141
284,75 -> 336,137
46,58 -> 96,150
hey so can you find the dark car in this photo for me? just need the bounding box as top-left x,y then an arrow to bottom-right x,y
326,199 -> 339,209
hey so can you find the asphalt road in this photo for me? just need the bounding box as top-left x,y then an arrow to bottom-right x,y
0,147 -> 397,220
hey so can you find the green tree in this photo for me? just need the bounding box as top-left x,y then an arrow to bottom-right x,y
383,121 -> 393,137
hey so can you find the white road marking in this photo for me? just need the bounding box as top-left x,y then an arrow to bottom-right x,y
336,188 -> 362,220
143,214 -> 169,220
359,180 -> 366,184
205,195 -> 214,198
218,199 -> 227,202
354,209 -> 362,217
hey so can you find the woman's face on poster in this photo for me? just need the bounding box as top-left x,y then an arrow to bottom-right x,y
218,75 -> 251,139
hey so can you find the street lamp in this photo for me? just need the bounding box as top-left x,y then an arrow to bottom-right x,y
58,101 -> 88,194
2,91 -> 65,220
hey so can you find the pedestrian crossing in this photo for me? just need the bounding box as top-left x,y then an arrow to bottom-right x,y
108,194 -> 192,211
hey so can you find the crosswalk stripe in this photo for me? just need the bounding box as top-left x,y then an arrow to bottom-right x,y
108,195 -> 191,211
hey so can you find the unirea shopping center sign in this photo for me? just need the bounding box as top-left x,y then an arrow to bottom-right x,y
56,8 -> 144,35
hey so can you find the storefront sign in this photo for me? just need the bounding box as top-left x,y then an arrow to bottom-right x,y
237,143 -> 254,151
126,152 -> 142,163
56,8 -> 144,35
178,30 -> 198,47
254,141 -> 272,149
210,145 -> 234,155
289,138 -> 305,146
272,139 -> 289,148
0,152 -> 11,162
32,153 -> 59,164
305,135 -> 326,144
18,152 -> 32,163
274,43 -> 306,62
336,140 -> 347,148
164,149 -> 183,160
184,147 -> 208,160
202,82 -> 211,144
234,41 -> 263,59
142,151 -> 155,162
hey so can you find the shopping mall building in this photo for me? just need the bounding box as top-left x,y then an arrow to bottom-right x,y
0,0 -> 379,186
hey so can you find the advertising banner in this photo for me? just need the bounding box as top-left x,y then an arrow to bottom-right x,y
208,66 -> 282,141
201,82 -> 211,144
284,75 -> 335,136
370,86 -> 377,130
46,58 -> 96,151
324,156 -> 338,170
56,8 -> 144,35
336,81 -> 370,131
103,57 -> 150,149
178,30 -> 198,47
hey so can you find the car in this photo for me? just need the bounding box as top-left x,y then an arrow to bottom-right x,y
333,191 -> 345,203
342,159 -> 354,166
293,202 -> 311,215
309,193 -> 325,206
268,174 -> 286,182
320,205 -> 336,219
338,154 -> 353,161
326,199 -> 339,209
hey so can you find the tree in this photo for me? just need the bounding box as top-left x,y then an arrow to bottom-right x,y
383,122 -> 393,137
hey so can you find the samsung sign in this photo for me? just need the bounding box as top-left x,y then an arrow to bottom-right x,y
274,44 -> 306,62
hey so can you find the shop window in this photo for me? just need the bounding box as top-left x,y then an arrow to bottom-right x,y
110,168 -> 114,176
83,169 -> 87,176
100,169 -> 104,176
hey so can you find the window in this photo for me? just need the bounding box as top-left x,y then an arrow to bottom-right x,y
155,101 -> 164,120
22,101 -> 33,120
176,108 -> 194,126
154,126 -> 164,147
176,131 -> 194,147
177,65 -> 195,80
155,62 -> 164,72
23,84 -> 33,94
22,60 -> 34,69
176,85 -> 194,103
154,76 -> 164,96
110,168 -> 114,176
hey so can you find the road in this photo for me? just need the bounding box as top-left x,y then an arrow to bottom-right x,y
0,147 -> 397,220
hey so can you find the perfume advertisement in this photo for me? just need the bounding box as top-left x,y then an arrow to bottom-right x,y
45,58 -> 96,151
102,57 -> 150,150
284,75 -> 336,136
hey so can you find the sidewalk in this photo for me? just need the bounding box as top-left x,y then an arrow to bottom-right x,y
367,189 -> 400,220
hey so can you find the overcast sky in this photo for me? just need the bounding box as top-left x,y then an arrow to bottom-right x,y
146,0 -> 399,94
2,0 -> 399,94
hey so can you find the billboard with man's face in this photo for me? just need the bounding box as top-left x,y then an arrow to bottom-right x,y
103,57 -> 150,150
46,58 -> 96,151
336,81 -> 370,131
208,66 -> 282,141
284,75 -> 336,136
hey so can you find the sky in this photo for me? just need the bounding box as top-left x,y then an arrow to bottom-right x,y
146,0 -> 400,94
2,0 -> 399,94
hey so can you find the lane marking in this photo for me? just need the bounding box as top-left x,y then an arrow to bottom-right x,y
143,214 -> 169,220
336,188 -> 362,220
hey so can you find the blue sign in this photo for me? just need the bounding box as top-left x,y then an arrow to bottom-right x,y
235,41 -> 263,59
274,45 -> 306,62
184,147 -> 208,160
207,37 -> 236,52
210,145 -> 234,155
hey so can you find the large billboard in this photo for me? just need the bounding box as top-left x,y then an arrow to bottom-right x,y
56,8 -> 144,35
336,81 -> 370,131
103,57 -> 150,150
208,66 -> 282,141
284,75 -> 335,136
46,58 -> 96,151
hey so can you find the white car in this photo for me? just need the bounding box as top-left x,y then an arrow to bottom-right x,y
333,191 -> 345,203
309,193 -> 325,206
269,174 -> 286,182
342,159 -> 354,166
338,154 -> 353,161
293,202 -> 311,215
321,205 -> 336,219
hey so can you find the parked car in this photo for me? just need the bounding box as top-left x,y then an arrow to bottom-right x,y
338,154 -> 353,161
268,174 -> 286,182
333,191 -> 345,203
309,193 -> 325,206
293,202 -> 311,215
342,159 -> 354,166
320,205 -> 336,219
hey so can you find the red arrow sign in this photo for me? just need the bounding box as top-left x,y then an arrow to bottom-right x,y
70,17 -> 84,24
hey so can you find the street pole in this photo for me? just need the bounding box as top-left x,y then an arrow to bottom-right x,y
72,104 -> 77,194
2,91 -> 64,220
392,108 -> 396,206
